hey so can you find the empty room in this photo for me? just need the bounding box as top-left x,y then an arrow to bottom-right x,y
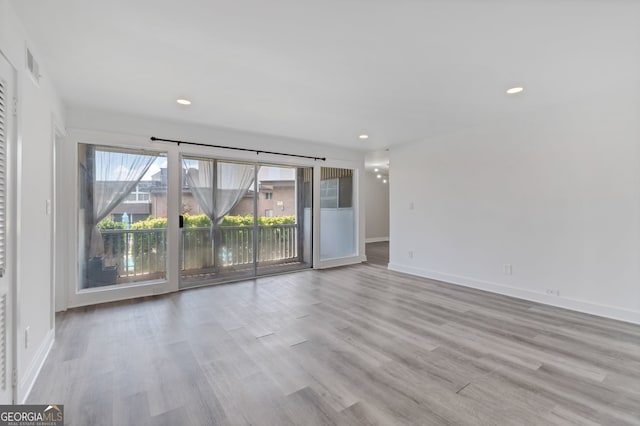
0,0 -> 639,424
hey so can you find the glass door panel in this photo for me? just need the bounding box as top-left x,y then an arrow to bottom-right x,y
180,156 -> 256,287
320,167 -> 356,259
256,166 -> 313,276
78,143 -> 168,290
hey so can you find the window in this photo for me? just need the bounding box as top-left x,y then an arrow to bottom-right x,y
320,176 -> 352,208
124,183 -> 150,202
78,144 -> 167,290
338,176 -> 353,208
320,168 -> 356,259
265,192 -> 273,200
320,179 -> 338,208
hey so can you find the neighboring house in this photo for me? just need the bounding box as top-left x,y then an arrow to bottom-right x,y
109,181 -> 153,223
106,169 -> 296,224
230,180 -> 295,217
148,168 -> 205,219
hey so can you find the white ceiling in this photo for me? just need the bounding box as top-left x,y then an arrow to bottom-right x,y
11,0 -> 640,150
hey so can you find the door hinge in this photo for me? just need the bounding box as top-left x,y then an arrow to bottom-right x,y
12,97 -> 18,117
12,368 -> 16,388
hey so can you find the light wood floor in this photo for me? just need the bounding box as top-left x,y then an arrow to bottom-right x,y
365,241 -> 389,268
29,264 -> 640,425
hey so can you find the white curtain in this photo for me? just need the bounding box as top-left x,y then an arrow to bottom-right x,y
89,149 -> 158,257
184,159 -> 256,224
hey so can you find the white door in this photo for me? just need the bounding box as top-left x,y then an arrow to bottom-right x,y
0,53 -> 16,404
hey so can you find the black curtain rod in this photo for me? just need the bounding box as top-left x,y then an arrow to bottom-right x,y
150,136 -> 326,161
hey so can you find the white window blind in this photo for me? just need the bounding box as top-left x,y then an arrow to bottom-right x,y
0,293 -> 5,391
0,79 -> 6,277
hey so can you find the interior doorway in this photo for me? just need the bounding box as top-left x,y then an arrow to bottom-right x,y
364,150 -> 390,268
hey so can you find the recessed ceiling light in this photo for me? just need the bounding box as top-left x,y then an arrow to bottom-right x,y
359,134 -> 369,140
383,179 -> 387,184
374,168 -> 379,172
176,98 -> 192,105
506,87 -> 524,95
377,174 -> 382,179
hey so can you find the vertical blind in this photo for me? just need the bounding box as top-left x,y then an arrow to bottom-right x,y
0,79 -> 6,278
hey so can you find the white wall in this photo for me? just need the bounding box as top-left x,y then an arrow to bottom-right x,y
58,107 -> 366,308
66,107 -> 364,163
389,94 -> 640,324
0,0 -> 66,401
364,170 -> 389,241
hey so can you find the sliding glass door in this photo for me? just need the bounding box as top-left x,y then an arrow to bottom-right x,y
255,166 -> 313,275
180,157 -> 256,285
180,156 -> 312,288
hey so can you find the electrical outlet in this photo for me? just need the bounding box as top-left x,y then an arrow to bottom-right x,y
503,264 -> 512,275
545,288 -> 560,296
25,326 -> 30,349
408,250 -> 414,259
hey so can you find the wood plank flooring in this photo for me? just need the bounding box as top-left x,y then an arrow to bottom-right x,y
365,242 -> 389,268
28,264 -> 640,425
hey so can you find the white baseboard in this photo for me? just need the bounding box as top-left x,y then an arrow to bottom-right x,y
317,255 -> 366,269
18,328 -> 55,404
388,263 -> 640,325
365,237 -> 389,243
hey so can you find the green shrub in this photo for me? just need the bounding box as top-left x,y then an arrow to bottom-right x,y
129,214 -> 296,229
257,216 -> 295,226
97,218 -> 126,230
131,216 -> 167,230
128,214 -> 296,265
183,213 -> 211,228
220,215 -> 250,227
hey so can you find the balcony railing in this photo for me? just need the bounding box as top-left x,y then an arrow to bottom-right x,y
100,228 -> 167,282
182,225 -> 299,270
99,224 -> 299,284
